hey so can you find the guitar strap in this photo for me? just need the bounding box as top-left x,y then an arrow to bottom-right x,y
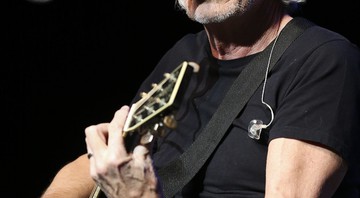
158,17 -> 314,198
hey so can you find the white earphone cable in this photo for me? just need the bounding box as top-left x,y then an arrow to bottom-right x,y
260,33 -> 279,128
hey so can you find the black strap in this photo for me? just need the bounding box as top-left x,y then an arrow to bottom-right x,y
158,17 -> 313,198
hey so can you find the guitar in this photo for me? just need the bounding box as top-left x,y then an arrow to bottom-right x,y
89,61 -> 200,198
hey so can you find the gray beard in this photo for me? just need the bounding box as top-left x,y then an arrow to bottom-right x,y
194,0 -> 255,24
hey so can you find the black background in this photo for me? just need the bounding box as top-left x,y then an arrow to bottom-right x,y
7,0 -> 359,197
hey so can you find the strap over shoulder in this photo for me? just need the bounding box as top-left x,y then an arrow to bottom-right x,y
158,17 -> 314,198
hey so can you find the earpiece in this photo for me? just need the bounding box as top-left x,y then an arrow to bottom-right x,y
247,34 -> 279,140
248,119 -> 267,140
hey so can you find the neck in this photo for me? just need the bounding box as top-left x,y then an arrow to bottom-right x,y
204,2 -> 292,60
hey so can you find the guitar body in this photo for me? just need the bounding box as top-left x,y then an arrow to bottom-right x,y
89,61 -> 199,198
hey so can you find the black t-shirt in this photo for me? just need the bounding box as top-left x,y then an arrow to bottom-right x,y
131,17 -> 360,197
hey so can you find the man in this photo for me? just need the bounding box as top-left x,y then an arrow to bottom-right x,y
42,0 -> 360,197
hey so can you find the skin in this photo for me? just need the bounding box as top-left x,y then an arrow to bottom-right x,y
41,154 -> 95,198
41,0 -> 348,197
266,139 -> 347,198
85,106 -> 159,198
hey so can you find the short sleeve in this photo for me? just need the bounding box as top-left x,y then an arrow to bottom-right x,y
269,39 -> 360,162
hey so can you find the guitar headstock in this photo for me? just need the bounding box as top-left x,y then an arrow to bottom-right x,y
89,61 -> 199,198
123,61 -> 199,144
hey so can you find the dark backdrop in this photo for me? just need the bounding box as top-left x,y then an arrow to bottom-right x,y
7,0 -> 359,197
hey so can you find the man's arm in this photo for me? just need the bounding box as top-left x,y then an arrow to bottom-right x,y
41,153 -> 95,198
265,138 -> 348,198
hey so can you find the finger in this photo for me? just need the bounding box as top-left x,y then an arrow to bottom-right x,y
85,123 -> 110,179
85,123 -> 110,160
132,145 -> 157,189
85,137 -> 98,179
107,106 -> 130,158
85,137 -> 93,159
132,145 -> 150,165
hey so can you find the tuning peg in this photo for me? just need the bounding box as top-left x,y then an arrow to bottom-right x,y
163,114 -> 177,129
144,105 -> 155,113
155,98 -> 166,106
140,131 -> 154,145
139,122 -> 163,145
133,114 -> 143,123
140,92 -> 147,98
164,73 -> 176,81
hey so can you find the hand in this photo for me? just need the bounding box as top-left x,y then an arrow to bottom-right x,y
85,106 -> 159,198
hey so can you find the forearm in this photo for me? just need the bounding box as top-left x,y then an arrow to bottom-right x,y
41,154 -> 95,198
265,138 -> 347,198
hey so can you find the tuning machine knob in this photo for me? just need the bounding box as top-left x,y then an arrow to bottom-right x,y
163,114 -> 177,129
139,122 -> 165,145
